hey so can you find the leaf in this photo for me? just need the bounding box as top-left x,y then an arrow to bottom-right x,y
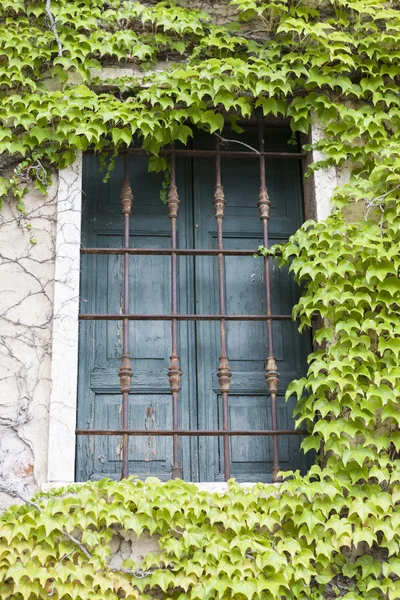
18,580 -> 40,600
231,579 -> 256,598
314,328 -> 333,343
378,337 -> 400,358
353,528 -> 376,547
28,127 -> 51,144
315,539 -> 334,559
326,516 -> 352,539
6,563 -> 27,586
297,510 -> 324,533
257,574 -> 288,596
285,377 -> 307,400
301,436 -> 320,453
171,123 -> 193,144
256,96 -> 286,117
150,570 -> 175,591
110,128 -> 133,146
40,514 -> 63,537
348,499 -> 372,524
378,277 -> 400,296
81,530 -> 101,548
366,261 -> 397,282
200,110 -> 224,133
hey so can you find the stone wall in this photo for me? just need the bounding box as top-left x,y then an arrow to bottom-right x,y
0,175 -> 57,510
179,0 -> 237,24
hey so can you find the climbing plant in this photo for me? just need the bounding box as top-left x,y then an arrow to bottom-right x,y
1,474 -> 400,599
2,0 -> 400,598
1,0 -> 400,208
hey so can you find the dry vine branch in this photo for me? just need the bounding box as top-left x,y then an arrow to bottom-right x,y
45,0 -> 63,57
112,563 -> 175,578
214,133 -> 260,154
0,484 -> 41,512
112,567 -> 154,578
364,183 -> 400,220
17,160 -> 47,185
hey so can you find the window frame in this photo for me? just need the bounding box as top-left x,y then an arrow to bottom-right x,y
46,120 -> 332,487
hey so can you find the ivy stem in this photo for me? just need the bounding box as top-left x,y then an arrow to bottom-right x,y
364,183 -> 400,220
214,133 -> 259,155
45,0 -> 63,57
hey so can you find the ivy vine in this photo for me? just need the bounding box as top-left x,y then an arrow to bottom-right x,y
2,0 -> 400,598
1,0 -> 400,208
1,474 -> 400,599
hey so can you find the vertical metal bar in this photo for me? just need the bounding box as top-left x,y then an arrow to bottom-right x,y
119,153 -> 133,479
214,137 -> 231,481
258,122 -> 281,482
167,148 -> 182,479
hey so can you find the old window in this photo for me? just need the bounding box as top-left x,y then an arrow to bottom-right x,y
76,122 -> 312,483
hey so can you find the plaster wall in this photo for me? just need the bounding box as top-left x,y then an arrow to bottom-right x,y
0,124 -> 343,512
0,176 -> 57,510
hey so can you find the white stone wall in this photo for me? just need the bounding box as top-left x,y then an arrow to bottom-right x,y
0,175 -> 57,510
47,159 -> 82,485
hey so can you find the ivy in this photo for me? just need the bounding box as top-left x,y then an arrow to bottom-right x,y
272,200 -> 400,477
0,0 -> 399,207
1,474 -> 400,600
2,0 -> 400,597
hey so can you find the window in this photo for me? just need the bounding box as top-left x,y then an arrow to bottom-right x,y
76,122 -> 312,483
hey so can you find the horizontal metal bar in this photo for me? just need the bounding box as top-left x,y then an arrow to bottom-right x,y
79,314 -> 293,321
80,248 -> 281,256
76,429 -> 307,437
86,148 -> 305,160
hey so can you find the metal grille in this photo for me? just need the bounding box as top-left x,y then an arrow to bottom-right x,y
76,122 -> 307,482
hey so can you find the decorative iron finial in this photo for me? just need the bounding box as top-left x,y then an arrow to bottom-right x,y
217,356 -> 231,393
119,354 -> 133,393
213,184 -> 226,218
121,178 -> 133,216
168,353 -> 182,393
258,186 -> 271,220
265,356 -> 279,394
166,183 -> 180,219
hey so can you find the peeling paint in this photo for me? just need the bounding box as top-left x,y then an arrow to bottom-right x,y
144,407 -> 157,462
116,442 -> 123,460
86,435 -> 94,457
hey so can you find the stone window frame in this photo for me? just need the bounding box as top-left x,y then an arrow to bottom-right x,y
46,123 -> 337,487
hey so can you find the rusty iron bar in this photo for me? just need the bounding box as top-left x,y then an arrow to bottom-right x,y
76,429 -> 307,436
119,153 -> 134,479
258,121 -> 281,482
86,147 -> 305,159
79,314 -> 293,321
214,137 -> 232,481
81,248 -> 282,256
167,147 -> 182,479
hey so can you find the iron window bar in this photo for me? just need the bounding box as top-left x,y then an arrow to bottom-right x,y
81,248 -> 282,256
79,314 -> 293,321
213,137 -> 232,480
86,147 -> 305,160
166,146 -> 182,479
258,119 -> 281,482
76,429 -> 307,437
118,154 -> 134,479
78,138 -> 306,482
